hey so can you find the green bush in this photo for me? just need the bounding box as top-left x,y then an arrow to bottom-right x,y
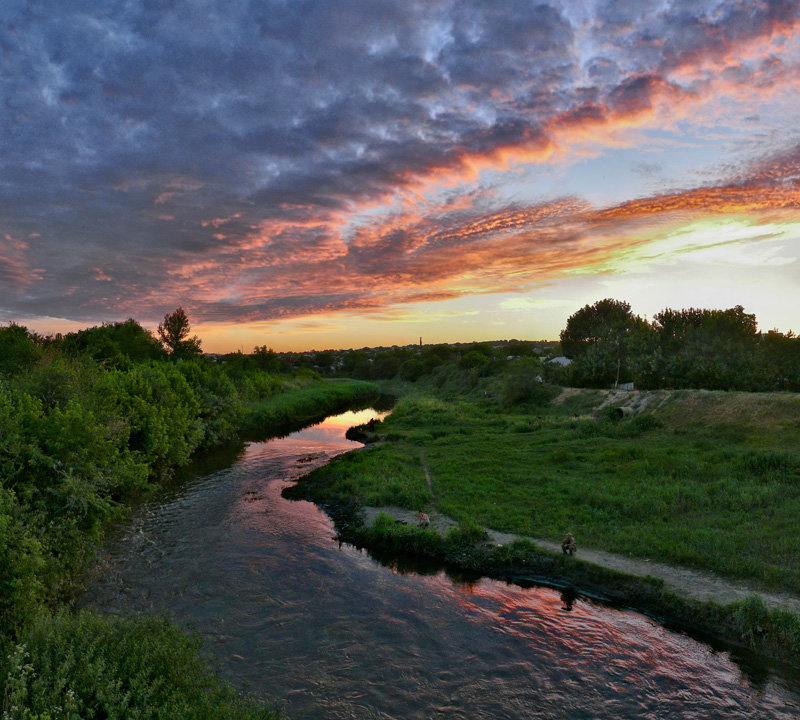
0,490 -> 45,624
2,611 -> 282,720
445,518 -> 487,548
242,371 -> 285,400
0,324 -> 42,377
104,364 -> 203,471
498,359 -> 557,409
176,359 -> 244,446
358,514 -> 446,557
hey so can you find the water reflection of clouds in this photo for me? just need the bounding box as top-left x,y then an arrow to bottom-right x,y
417,571 -> 774,712
291,408 -> 389,445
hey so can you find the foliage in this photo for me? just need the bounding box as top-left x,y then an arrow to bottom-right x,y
497,357 -> 559,408
458,350 -> 490,371
176,359 -> 244,446
560,298 -> 640,358
0,314 -> 388,719
104,363 -> 203,471
0,325 -> 42,377
302,442 -> 429,508
59,319 -> 165,368
0,489 -> 45,625
648,305 -> 760,390
445,518 -> 488,547
243,379 -> 380,435
157,308 -> 202,359
251,345 -> 290,373
1,611 -> 282,720
556,299 -> 797,391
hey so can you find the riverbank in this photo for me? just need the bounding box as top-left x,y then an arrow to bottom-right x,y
360,505 -> 800,614
287,384 -> 800,666
1,378 -> 380,720
289,495 -> 800,667
79,413 -> 800,720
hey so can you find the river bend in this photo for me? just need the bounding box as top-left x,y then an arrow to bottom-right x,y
80,410 -> 800,719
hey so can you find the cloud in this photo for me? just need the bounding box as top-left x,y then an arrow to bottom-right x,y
0,234 -> 41,291
498,298 -> 570,311
0,1 -> 798,332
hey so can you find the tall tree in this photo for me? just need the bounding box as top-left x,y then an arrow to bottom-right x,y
0,323 -> 42,375
157,308 -> 202,359
560,299 -> 655,387
560,299 -> 638,358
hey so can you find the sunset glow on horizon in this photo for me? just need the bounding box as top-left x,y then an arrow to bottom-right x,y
3,1 -> 800,352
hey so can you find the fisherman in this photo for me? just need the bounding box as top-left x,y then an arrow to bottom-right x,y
418,510 -> 430,528
561,533 -> 577,555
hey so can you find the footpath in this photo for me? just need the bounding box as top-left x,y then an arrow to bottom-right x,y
361,505 -> 800,615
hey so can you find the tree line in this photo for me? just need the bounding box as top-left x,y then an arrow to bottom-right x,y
558,299 -> 800,391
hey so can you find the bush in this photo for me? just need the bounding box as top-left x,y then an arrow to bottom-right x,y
497,358 -> 556,408
105,364 -> 203,471
176,359 -> 244,446
359,514 -> 446,557
446,518 -> 488,548
0,324 -> 42,377
2,611 -> 282,720
0,490 -> 45,624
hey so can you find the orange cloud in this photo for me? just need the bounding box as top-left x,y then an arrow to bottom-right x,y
90,14 -> 800,331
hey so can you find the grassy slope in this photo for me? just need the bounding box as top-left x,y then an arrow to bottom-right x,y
309,388 -> 800,594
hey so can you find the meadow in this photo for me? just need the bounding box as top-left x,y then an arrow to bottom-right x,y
306,383 -> 800,594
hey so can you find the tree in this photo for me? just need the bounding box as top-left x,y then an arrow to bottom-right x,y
652,305 -> 758,389
0,323 -> 42,375
157,308 -> 202,359
255,345 -> 290,373
560,299 -> 638,358
560,299 -> 655,388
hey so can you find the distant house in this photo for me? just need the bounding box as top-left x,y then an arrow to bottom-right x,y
617,382 -> 635,391
548,356 -> 572,366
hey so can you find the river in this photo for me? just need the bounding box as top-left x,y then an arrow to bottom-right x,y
80,409 -> 800,719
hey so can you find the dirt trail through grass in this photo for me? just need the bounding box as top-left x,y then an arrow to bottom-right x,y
361,505 -> 800,615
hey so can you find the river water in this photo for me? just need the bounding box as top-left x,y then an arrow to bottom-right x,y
81,410 -> 800,719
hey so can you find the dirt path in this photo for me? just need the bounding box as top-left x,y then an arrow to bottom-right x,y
361,505 -> 800,615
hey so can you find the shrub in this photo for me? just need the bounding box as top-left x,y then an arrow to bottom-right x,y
445,518 -> 488,548
2,611 -> 281,720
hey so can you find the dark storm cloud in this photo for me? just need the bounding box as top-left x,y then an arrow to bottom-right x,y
1,0 -> 798,326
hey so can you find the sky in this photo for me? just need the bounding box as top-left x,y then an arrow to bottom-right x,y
2,0 -> 800,352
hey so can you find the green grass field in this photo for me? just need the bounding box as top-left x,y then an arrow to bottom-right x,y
309,387 -> 800,593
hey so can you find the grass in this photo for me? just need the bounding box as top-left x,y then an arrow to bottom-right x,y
303,387 -> 800,594
243,378 -> 380,433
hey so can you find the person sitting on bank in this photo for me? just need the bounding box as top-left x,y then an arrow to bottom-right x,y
561,533 -> 577,555
418,510 -> 430,528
